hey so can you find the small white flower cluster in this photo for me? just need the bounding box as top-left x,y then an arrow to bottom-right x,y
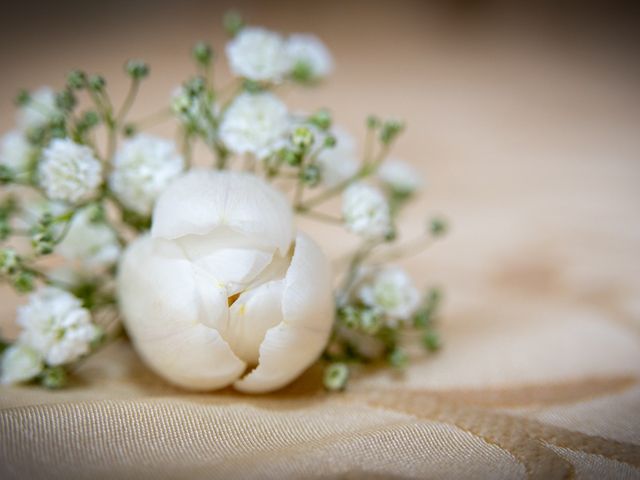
342,183 -> 391,238
317,127 -> 359,187
226,27 -> 332,83
57,207 -> 121,269
378,159 -> 422,195
109,134 -> 184,216
0,86 -> 59,174
1,287 -> 100,385
220,92 -> 290,158
38,138 -> 103,203
358,267 -> 420,326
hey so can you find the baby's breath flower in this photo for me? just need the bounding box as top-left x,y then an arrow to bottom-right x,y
109,134 -> 184,216
317,127 -> 359,187
226,27 -> 290,82
0,344 -> 43,385
219,92 -> 290,158
38,139 -> 102,203
286,34 -> 333,82
378,159 -> 422,195
323,362 -> 349,391
358,267 -> 420,325
17,287 -> 100,366
0,130 -> 33,172
57,207 -> 121,269
17,87 -> 59,131
342,183 -> 391,238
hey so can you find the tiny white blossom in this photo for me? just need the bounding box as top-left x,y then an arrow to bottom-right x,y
0,130 -> 33,172
1,344 -> 43,385
379,159 -> 422,194
220,92 -> 290,158
39,139 -> 102,203
171,86 -> 218,143
57,208 -> 120,269
226,27 -> 291,82
342,183 -> 391,238
286,34 -> 333,80
18,87 -> 59,131
17,287 -> 99,366
317,127 -> 359,187
358,268 -> 420,325
109,134 -> 184,215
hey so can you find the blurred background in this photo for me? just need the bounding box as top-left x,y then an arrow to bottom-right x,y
1,0 -> 639,388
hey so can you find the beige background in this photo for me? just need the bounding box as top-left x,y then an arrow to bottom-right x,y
1,1 -> 639,478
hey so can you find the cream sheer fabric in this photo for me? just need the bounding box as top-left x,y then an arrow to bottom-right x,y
1,3 -> 639,478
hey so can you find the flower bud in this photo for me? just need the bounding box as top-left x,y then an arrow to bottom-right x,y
429,217 -> 448,237
323,135 -> 337,148
55,89 -> 77,112
380,120 -> 404,145
291,126 -> 314,150
388,348 -> 408,369
88,75 -> 106,92
0,248 -> 19,275
40,366 -> 68,389
300,164 -> 321,187
223,10 -> 244,36
422,331 -> 441,352
15,89 -> 31,107
323,362 -> 349,391
125,60 -> 150,80
359,309 -> 382,335
0,165 -> 14,185
366,115 -> 380,129
309,109 -> 331,131
192,42 -> 213,66
67,70 -> 87,90
12,271 -> 34,293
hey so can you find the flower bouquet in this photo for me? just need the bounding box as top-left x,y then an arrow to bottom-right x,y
0,12 -> 446,393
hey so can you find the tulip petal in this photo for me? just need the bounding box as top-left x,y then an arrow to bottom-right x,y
227,279 -> 284,364
118,235 -> 246,390
233,232 -> 333,393
152,170 -> 294,255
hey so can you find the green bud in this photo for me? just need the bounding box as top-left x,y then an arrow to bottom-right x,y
323,135 -> 337,148
339,306 -> 360,329
185,77 -> 206,96
291,126 -> 314,150
32,231 -> 54,255
88,75 -> 106,91
430,217 -> 448,237
67,70 -> 87,90
384,227 -> 397,242
359,309 -> 382,335
27,127 -> 46,146
422,331 -> 441,352
388,348 -> 408,369
193,42 -> 213,66
125,59 -> 150,80
123,123 -> 137,137
279,148 -> 302,167
55,89 -> 77,112
13,271 -> 35,293
86,204 -> 105,223
300,164 -> 321,187
0,248 -> 19,275
380,120 -> 404,145
40,366 -> 68,389
82,110 -> 100,127
0,165 -> 14,185
15,89 -> 31,106
291,61 -> 313,84
243,79 -> 263,93
366,115 -> 380,129
223,11 -> 244,36
309,109 -> 331,130
323,362 -> 349,391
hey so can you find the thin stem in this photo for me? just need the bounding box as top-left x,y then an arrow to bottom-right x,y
116,79 -> 140,124
369,235 -> 437,265
299,209 -> 343,225
129,107 -> 172,131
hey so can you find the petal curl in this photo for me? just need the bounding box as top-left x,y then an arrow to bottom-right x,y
117,235 -> 246,390
152,170 -> 294,255
233,232 -> 333,393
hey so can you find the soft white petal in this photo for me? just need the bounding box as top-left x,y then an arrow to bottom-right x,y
233,232 -> 333,393
227,279 -> 285,365
117,235 -> 246,390
152,170 -> 294,255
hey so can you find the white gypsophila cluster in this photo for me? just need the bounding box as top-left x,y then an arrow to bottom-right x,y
171,86 -> 218,143
219,92 -> 290,158
57,208 -> 121,269
109,134 -> 184,216
17,287 -> 99,366
358,267 -> 420,325
226,27 -> 291,82
0,130 -> 33,172
38,139 -> 102,203
0,344 -> 43,385
317,127 -> 359,187
378,159 -> 422,194
18,86 -> 59,131
342,183 -> 391,238
286,34 -> 333,80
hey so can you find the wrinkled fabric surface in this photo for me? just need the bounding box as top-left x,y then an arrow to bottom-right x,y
1,2 -> 640,479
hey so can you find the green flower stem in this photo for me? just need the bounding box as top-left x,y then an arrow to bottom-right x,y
116,78 -> 140,125
369,235 -> 438,265
128,107 -> 173,131
298,209 -> 343,225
